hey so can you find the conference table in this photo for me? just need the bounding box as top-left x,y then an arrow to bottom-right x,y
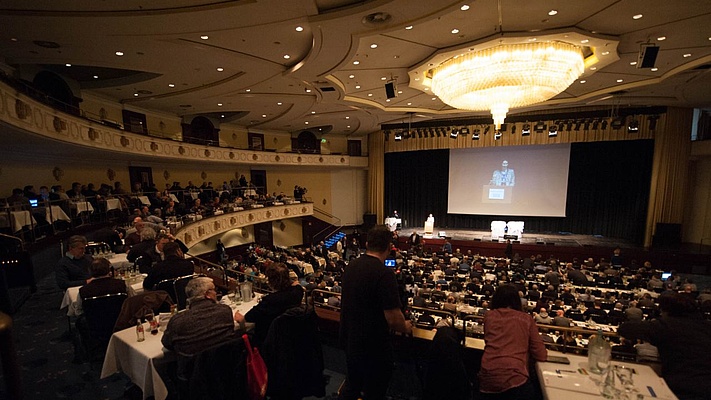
105,198 -> 123,211
45,205 -> 71,223
0,210 -> 37,232
536,351 -> 678,400
101,294 -> 261,400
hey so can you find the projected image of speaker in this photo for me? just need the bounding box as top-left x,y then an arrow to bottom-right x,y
637,43 -> 660,69
385,80 -> 397,99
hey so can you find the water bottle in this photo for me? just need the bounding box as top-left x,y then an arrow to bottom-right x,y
241,281 -> 252,302
588,329 -> 611,374
136,319 -> 145,342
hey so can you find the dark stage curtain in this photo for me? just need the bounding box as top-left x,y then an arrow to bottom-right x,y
385,140 -> 654,244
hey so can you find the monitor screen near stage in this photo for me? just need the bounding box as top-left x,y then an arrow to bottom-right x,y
448,144 -> 571,217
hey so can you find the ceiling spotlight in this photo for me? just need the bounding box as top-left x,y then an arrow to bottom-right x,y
450,129 -> 459,139
472,129 -> 480,140
565,121 -> 573,131
394,131 -> 403,141
592,119 -> 599,130
601,120 -> 609,130
200,35 -> 209,40
628,119 -> 639,133
648,116 -> 659,130
574,121 -> 582,131
534,122 -> 546,133
548,125 -> 558,137
584,120 -> 591,131
460,127 -> 469,135
521,124 -> 531,136
483,126 -> 491,135
511,124 -> 516,134
494,130 -> 502,140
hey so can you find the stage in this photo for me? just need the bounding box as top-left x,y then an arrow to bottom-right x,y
409,229 -> 635,249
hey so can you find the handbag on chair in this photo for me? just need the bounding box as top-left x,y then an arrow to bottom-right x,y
242,333 -> 267,400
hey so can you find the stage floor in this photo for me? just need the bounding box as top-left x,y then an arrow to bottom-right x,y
409,228 -> 637,249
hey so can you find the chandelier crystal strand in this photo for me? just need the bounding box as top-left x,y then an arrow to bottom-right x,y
431,42 -> 584,129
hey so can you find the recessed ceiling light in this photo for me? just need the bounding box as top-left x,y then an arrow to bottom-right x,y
617,79 -> 624,83
528,38 -> 537,42
348,74 -> 355,79
651,67 -> 658,72
407,102 -> 412,105
548,10 -> 558,16
633,14 -> 643,19
246,89 -> 251,92
415,78 -> 420,81
277,102 -> 283,105
10,38 -> 17,42
115,51 -> 124,56
134,93 -> 138,97
347,125 -> 351,128
424,88 -> 429,91
355,85 -> 361,89
397,90 -> 402,94
200,35 -> 209,40
381,77 -> 386,80
683,53 -> 692,57
353,60 -> 360,65
311,111 -> 316,114
295,26 -> 304,32
657,36 -> 666,41
65,63 -> 71,67
590,67 -> 597,71
217,67 -> 224,71
304,121 -> 309,124
370,43 -> 378,49
581,39 -> 589,44
168,83 -> 175,87
601,51 -> 610,55
262,114 -> 267,118
630,61 -> 637,65
431,97 -> 436,100
221,115 -> 224,118
460,4 -> 470,11
345,116 -> 350,119
405,25 -> 413,30
218,103 -> 223,106
386,99 -> 391,102
93,75 -> 99,79
305,88 -> 311,93
367,93 -> 373,97
283,54 -> 290,59
580,80 -> 586,84
451,28 -> 460,34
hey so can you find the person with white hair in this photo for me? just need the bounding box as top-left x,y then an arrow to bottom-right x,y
490,160 -> 515,186
162,277 -> 240,355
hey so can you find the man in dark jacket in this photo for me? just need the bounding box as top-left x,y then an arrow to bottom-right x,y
143,242 -> 195,290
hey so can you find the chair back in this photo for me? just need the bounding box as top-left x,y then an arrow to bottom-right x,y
174,274 -> 198,310
113,290 -> 174,331
134,255 -> 153,274
176,338 -> 248,400
154,278 -> 178,303
82,292 -> 128,343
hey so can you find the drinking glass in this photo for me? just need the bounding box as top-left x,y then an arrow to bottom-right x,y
615,365 -> 635,393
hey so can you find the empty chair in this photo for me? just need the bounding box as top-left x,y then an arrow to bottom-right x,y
79,292 -> 128,359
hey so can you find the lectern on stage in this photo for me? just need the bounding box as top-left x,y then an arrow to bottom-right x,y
482,185 -> 512,203
424,214 -> 434,235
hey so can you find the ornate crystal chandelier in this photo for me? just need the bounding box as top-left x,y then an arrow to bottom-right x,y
430,42 -> 584,129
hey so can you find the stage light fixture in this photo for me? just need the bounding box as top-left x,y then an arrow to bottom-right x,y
628,119 -> 639,133
534,122 -> 546,132
521,124 -> 531,136
484,126 -> 491,135
601,119 -> 608,130
472,129 -> 480,140
648,115 -> 658,130
450,128 -> 459,138
460,127 -> 469,135
548,125 -> 558,137
417,129 -> 423,138
511,124 -> 516,134
574,121 -> 582,131
494,130 -> 502,140
394,131 -> 403,141
611,117 -> 624,130
592,119 -> 599,130
565,121 -> 573,131
584,119 -> 591,131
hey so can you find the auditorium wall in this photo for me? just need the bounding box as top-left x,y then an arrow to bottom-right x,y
684,141 -> 711,246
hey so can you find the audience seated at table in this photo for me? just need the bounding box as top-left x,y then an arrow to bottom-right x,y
142,242 -> 195,290
162,277 -> 241,356
234,262 -> 305,347
55,235 -> 93,290
78,258 -> 128,300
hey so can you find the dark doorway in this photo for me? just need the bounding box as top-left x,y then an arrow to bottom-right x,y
250,170 -> 267,196
254,222 -> 273,247
32,71 -> 80,116
183,116 -> 219,146
348,140 -> 362,156
248,132 -> 265,151
128,166 -> 153,191
293,130 -> 320,154
122,110 -> 148,135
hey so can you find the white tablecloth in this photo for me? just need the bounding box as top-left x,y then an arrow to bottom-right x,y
101,295 -> 261,400
137,196 -> 151,206
168,194 -> 179,203
105,198 -> 123,211
8,210 -> 36,232
536,351 -> 677,400
72,201 -> 94,214
46,205 -> 71,223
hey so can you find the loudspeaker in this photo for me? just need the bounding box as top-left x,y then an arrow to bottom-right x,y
637,44 -> 660,69
385,80 -> 397,99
